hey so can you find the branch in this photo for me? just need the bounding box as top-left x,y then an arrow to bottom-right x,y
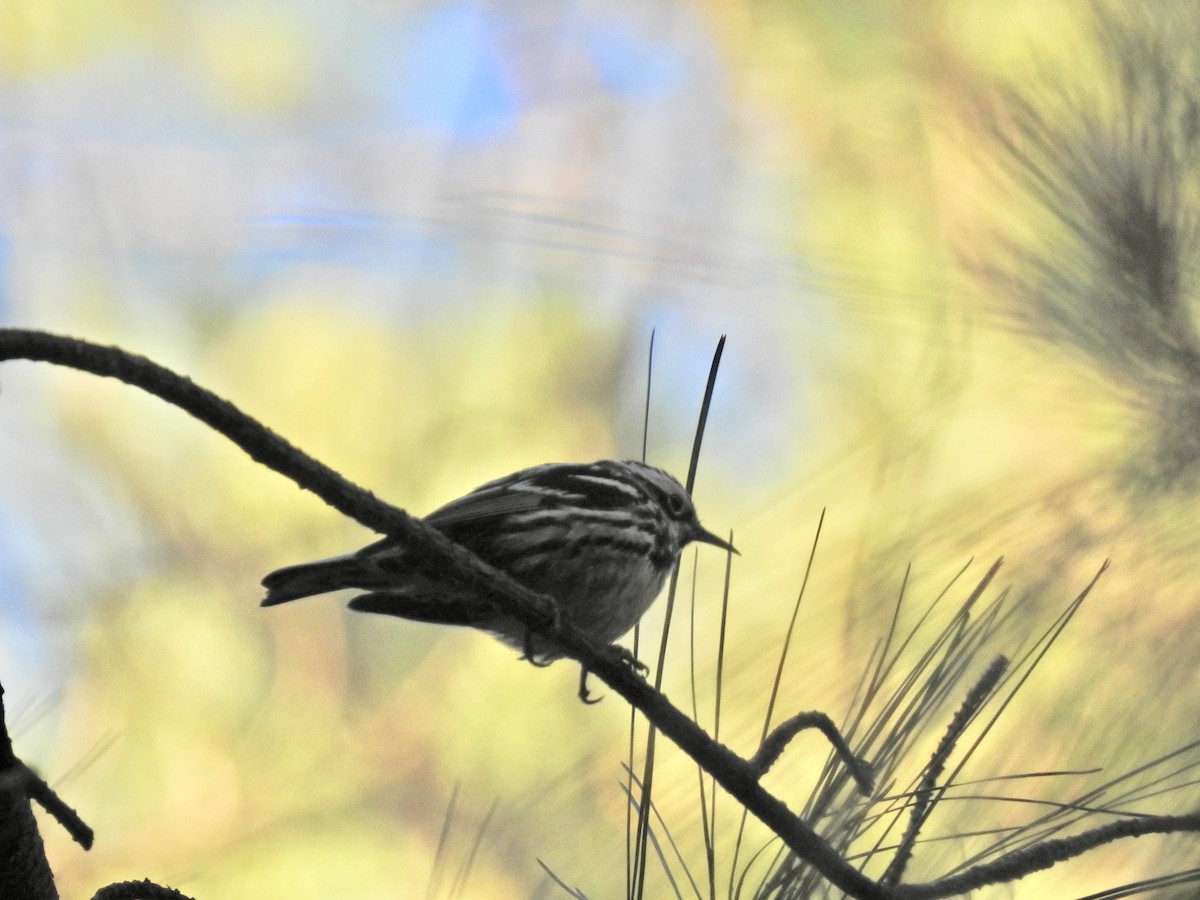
0,329 -> 556,627
0,681 -> 65,900
91,880 -> 196,900
24,765 -> 94,849
5,328 -> 1200,898
751,710 -> 875,796
893,813 -> 1200,899
0,328 -> 885,899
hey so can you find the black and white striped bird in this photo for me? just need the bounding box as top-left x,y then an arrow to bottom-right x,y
261,460 -> 735,666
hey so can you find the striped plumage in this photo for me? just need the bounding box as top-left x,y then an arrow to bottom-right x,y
261,460 -> 735,661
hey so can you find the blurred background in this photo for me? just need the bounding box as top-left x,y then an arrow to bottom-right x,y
2,0 -> 1200,897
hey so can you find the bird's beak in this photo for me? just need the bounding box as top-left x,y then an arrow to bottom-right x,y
693,525 -> 739,556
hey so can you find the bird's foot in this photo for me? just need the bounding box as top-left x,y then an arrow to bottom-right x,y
578,666 -> 602,704
520,628 -> 554,667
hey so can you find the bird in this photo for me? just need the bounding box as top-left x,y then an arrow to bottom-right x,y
261,459 -> 736,695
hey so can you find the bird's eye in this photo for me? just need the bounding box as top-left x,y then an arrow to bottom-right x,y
665,493 -> 687,517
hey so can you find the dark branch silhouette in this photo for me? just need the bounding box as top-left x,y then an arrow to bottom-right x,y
91,880 -> 196,900
3,327 -> 1199,899
751,710 -> 874,795
0,681 -> 58,900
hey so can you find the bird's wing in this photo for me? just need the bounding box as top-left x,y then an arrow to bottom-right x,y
423,482 -> 547,527
422,462 -> 631,528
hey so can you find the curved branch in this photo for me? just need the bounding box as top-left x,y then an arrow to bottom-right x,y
91,880 -> 196,900
0,329 -> 885,899
5,329 -> 1198,899
0,329 -> 556,624
751,710 -> 874,796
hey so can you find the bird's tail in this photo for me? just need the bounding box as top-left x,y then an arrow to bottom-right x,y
261,554 -> 378,606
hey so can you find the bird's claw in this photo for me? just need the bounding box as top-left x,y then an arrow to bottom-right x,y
578,648 -> 648,703
578,667 -> 602,703
520,628 -> 553,667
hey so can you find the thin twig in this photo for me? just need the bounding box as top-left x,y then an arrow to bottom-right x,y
751,711 -> 875,797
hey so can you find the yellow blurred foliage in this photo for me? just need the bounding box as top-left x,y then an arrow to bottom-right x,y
191,7 -> 314,112
15,1 -> 1200,896
0,0 -> 166,76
